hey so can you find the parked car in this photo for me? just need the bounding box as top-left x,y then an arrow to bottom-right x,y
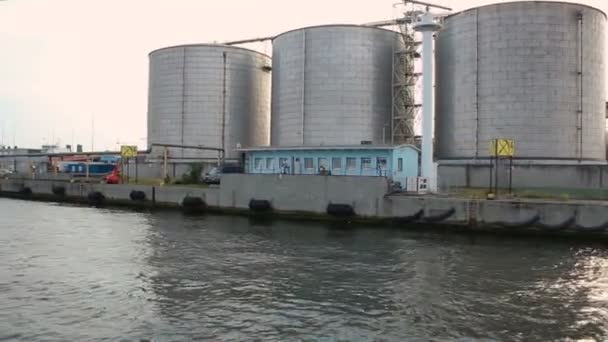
202,164 -> 242,184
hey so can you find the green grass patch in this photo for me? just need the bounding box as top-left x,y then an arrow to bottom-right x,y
122,177 -> 210,188
125,178 -> 162,186
449,187 -> 608,201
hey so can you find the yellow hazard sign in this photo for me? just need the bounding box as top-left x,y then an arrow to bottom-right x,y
490,139 -> 515,157
120,145 -> 138,158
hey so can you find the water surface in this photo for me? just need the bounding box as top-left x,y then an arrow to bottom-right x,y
0,198 -> 607,341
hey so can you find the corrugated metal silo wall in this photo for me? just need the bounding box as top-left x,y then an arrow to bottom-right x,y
271,25 -> 403,146
147,45 -> 271,160
436,1 -> 606,161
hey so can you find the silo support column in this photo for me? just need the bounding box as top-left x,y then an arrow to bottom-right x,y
415,12 -> 442,192
421,29 -> 435,191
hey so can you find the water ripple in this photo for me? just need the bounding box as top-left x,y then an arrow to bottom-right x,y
1,199 -> 608,341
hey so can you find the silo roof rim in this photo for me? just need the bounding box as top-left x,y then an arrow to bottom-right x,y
445,1 -> 607,20
273,24 -> 399,41
148,43 -> 271,58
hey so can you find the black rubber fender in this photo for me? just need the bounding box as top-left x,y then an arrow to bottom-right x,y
537,214 -> 577,231
393,209 -> 424,223
490,214 -> 541,228
52,185 -> 66,196
574,221 -> 608,233
129,190 -> 147,201
422,207 -> 456,223
182,196 -> 207,211
19,186 -> 32,196
87,191 -> 105,206
249,199 -> 272,212
327,203 -> 355,217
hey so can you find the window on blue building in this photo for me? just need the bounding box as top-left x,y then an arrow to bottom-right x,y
254,158 -> 263,170
377,157 -> 388,176
318,158 -> 328,170
346,158 -> 356,170
279,158 -> 289,174
398,158 -> 403,172
377,157 -> 387,170
266,158 -> 274,170
304,158 -> 313,169
332,157 -> 342,169
361,157 -> 372,169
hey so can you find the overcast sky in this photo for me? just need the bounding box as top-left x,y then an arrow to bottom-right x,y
0,0 -> 606,151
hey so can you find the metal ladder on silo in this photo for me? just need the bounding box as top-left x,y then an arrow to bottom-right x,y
391,5 -> 421,146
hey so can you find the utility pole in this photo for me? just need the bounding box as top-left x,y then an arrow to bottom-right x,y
91,114 -> 95,152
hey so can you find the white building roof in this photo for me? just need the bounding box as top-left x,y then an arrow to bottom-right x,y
237,144 -> 419,152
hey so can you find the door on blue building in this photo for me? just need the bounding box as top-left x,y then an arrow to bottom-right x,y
377,157 -> 388,176
392,152 -> 407,187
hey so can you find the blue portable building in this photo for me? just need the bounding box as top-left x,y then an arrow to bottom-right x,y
238,145 -> 419,186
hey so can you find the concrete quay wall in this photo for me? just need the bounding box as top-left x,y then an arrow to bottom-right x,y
218,174 -> 391,216
438,163 -> 608,190
0,179 -> 219,208
1,175 -> 608,236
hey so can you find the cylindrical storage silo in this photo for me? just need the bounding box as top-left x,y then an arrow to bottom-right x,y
271,25 -> 403,146
436,1 -> 606,161
148,44 -> 271,160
